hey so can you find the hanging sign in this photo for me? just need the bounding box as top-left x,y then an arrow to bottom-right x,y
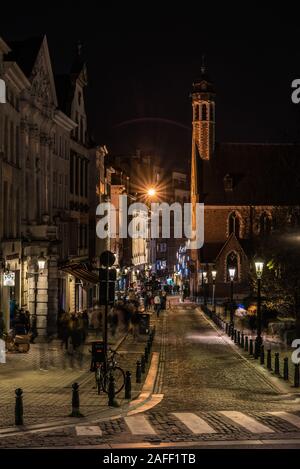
3,271 -> 15,286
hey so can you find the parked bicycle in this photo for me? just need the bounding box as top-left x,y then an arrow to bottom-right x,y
94,348 -> 125,395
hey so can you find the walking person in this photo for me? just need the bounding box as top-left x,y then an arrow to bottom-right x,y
30,312 -> 38,343
154,294 -> 161,318
0,312 -> 5,339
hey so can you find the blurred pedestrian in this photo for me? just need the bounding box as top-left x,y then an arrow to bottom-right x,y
154,294 -> 161,317
0,312 -> 5,339
30,312 -> 38,343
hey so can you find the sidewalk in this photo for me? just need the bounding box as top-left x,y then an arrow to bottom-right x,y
203,304 -> 300,390
0,314 -> 161,429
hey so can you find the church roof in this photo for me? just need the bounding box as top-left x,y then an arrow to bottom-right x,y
201,142 -> 300,205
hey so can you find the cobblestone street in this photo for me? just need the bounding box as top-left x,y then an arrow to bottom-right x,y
2,303 -> 300,448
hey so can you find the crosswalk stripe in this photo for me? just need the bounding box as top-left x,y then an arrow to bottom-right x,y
268,412 -> 300,428
172,413 -> 216,434
219,411 -> 275,433
75,426 -> 102,436
124,415 -> 156,435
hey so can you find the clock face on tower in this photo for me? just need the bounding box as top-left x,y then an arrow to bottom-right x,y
201,82 -> 207,91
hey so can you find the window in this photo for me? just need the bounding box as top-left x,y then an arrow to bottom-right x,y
202,104 -> 207,121
70,153 -> 74,194
260,213 -> 271,236
85,160 -> 88,197
194,104 -> 199,120
228,211 -> 240,238
4,116 -> 8,159
75,156 -> 79,195
10,121 -> 14,163
224,174 -> 233,192
16,126 -> 20,166
80,158 -> 84,196
226,251 -> 239,282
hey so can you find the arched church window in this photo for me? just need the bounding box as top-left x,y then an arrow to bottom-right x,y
260,213 -> 271,236
202,104 -> 207,121
228,211 -> 240,238
226,251 -> 239,282
194,105 -> 199,121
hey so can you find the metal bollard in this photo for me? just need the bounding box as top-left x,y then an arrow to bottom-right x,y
15,388 -> 24,425
69,382 -> 83,417
237,331 -> 241,346
260,345 -> 265,365
225,323 -> 229,335
231,327 -> 234,340
141,354 -> 146,373
249,339 -> 253,355
274,352 -> 280,375
294,363 -> 300,388
267,349 -> 272,370
108,374 -> 116,406
283,357 -> 289,381
245,336 -> 249,352
125,371 -> 132,399
136,360 -> 142,383
234,329 -> 237,343
241,332 -> 244,348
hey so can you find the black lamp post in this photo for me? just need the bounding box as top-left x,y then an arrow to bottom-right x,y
212,269 -> 217,313
228,267 -> 236,328
202,271 -> 207,306
254,260 -> 264,359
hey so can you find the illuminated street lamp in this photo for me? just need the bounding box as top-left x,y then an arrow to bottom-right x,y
254,259 -> 264,359
228,267 -> 236,328
211,269 -> 217,313
147,187 -> 156,197
37,252 -> 46,271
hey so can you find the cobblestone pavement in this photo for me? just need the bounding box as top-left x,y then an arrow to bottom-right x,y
0,321 -> 156,429
2,304 -> 300,448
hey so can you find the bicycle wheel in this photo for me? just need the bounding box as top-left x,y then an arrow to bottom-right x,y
102,367 -> 125,394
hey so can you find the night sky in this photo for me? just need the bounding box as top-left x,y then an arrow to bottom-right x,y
2,5 -> 300,170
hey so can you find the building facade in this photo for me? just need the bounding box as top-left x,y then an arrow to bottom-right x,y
0,36 -> 98,337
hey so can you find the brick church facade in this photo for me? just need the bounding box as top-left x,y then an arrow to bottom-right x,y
189,65 -> 300,299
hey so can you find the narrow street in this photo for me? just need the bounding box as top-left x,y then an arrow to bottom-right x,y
2,303 -> 300,448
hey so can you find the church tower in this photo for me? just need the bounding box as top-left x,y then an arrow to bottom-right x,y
190,60 -> 215,296
192,60 -> 215,162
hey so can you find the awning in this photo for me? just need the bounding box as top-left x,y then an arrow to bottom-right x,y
60,263 -> 99,285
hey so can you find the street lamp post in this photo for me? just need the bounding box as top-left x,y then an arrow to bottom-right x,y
212,270 -> 217,314
202,271 -> 207,306
254,260 -> 264,359
228,267 -> 236,329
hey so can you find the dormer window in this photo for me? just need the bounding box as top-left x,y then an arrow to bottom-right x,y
224,173 -> 233,192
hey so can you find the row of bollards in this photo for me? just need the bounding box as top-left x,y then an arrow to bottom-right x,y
136,326 -> 155,385
14,326 -> 157,424
204,307 -> 300,390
